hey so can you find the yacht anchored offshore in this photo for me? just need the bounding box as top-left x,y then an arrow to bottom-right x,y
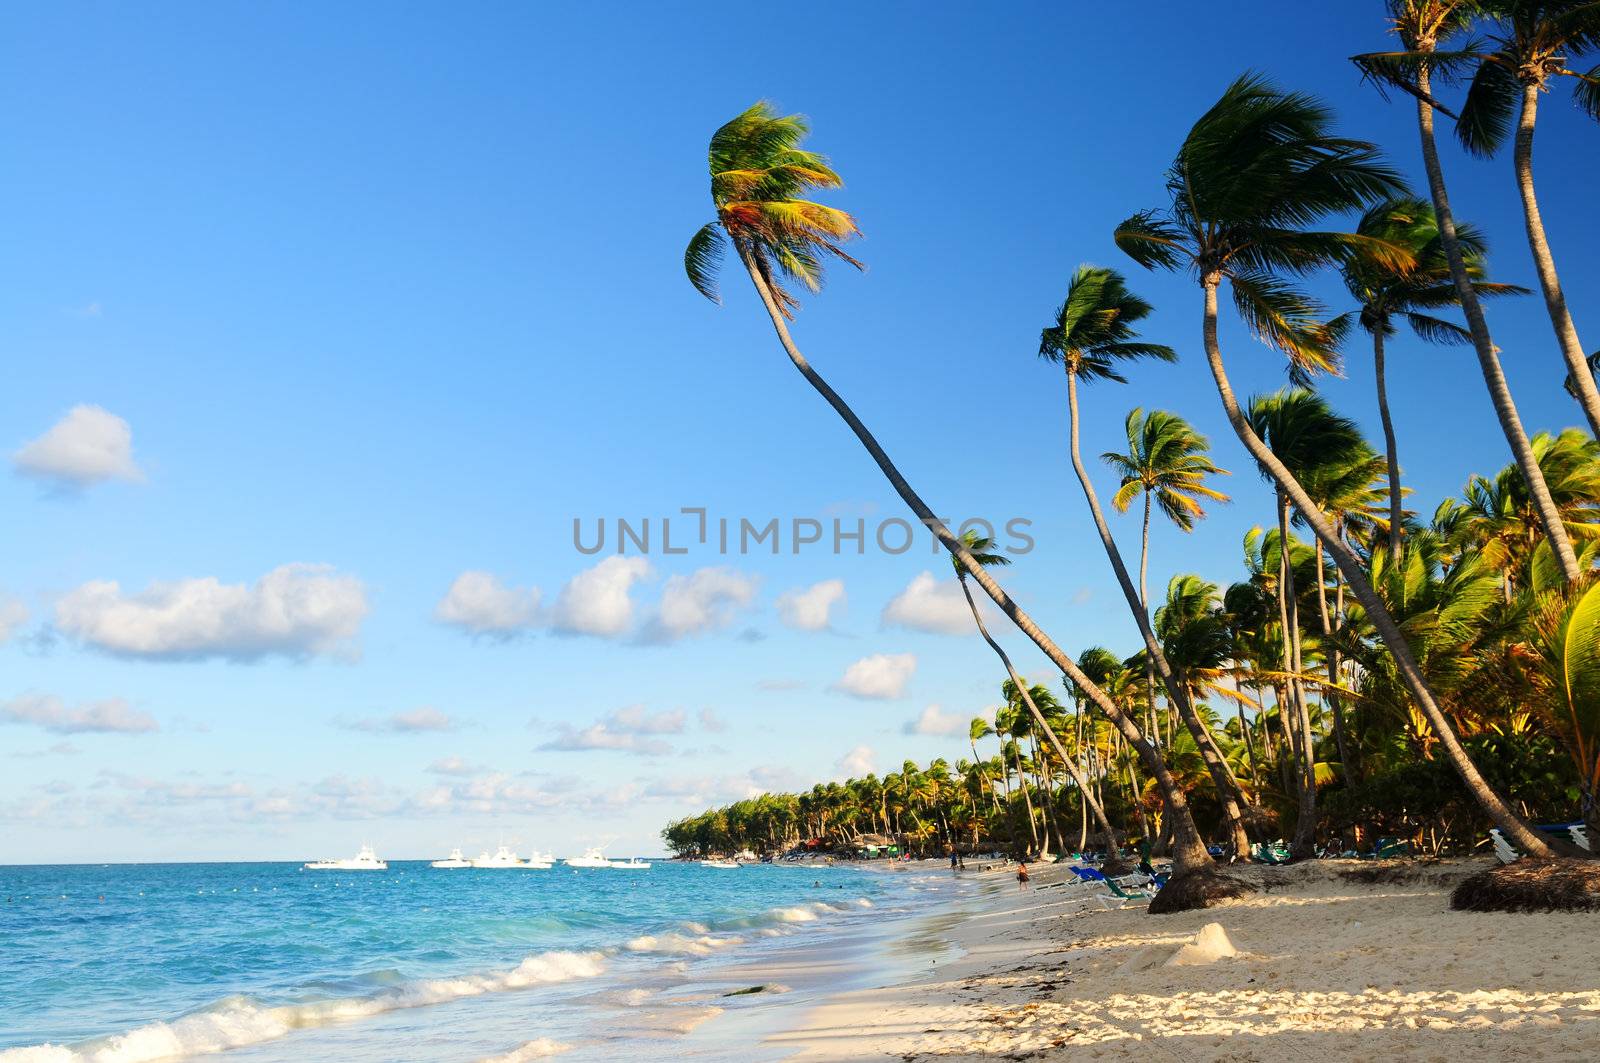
430,848 -> 471,869
701,859 -> 740,869
608,857 -> 651,869
523,851 -> 556,869
471,845 -> 543,868
564,847 -> 612,868
304,845 -> 387,871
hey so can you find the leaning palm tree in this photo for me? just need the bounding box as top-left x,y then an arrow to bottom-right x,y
1104,409 -> 1232,617
1040,266 -> 1254,860
949,531 -> 1126,864
1453,0 -> 1600,435
686,103 -> 1229,890
1352,2 -> 1584,583
1332,196 -> 1528,556
1114,74 -> 1559,858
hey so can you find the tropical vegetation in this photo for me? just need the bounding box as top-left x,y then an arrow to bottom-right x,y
668,3 -> 1600,898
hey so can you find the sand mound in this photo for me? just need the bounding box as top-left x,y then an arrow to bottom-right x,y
1451,858 -> 1600,912
1165,921 -> 1238,966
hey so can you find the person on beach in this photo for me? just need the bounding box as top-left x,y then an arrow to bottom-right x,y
1016,862 -> 1030,890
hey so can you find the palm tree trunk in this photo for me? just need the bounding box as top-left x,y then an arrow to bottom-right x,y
733,246 -> 1218,876
1139,494 -> 1164,746
1277,491 -> 1319,859
1065,365 -> 1253,859
1373,328 -> 1405,556
1315,542 -> 1356,785
1201,274 -> 1559,857
1514,81 -> 1600,437
957,576 -> 1125,857
1013,746 -> 1039,853
1413,64 -> 1581,583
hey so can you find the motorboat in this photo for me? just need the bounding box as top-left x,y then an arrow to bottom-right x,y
523,851 -> 556,869
608,857 -> 651,869
700,858 -> 740,869
564,847 -> 612,868
430,848 -> 471,868
472,845 -> 541,868
304,844 -> 387,871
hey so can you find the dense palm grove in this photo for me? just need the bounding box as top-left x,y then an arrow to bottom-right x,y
667,2 -> 1600,885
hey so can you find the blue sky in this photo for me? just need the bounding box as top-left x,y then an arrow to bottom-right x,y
2,2 -> 1596,862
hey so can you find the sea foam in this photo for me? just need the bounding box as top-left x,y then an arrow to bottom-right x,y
0,951 -> 604,1063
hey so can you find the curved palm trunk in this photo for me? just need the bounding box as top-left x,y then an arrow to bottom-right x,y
1202,276 -> 1559,858
733,247 -> 1217,877
957,575 -> 1125,860
1515,83 -> 1600,437
1065,366 -> 1254,859
1372,329 -> 1405,557
1413,65 -> 1581,583
1012,745 -> 1040,853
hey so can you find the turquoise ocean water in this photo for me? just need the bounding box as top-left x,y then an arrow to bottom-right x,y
0,860 -> 959,1062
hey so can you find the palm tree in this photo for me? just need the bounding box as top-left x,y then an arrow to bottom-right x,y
1103,409 -> 1232,616
1114,73 -> 1558,858
950,531 -> 1125,861
1352,2 -> 1584,583
1333,196 -> 1528,555
1453,0 -> 1600,435
1039,266 -> 1254,860
686,103 -> 1221,880
1248,389 -> 1375,856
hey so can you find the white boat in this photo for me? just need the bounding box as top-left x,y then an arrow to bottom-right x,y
608,857 -> 651,869
565,847 -> 612,868
304,845 -> 387,871
472,845 -> 544,869
430,848 -> 471,869
701,859 -> 740,869
523,850 -> 556,869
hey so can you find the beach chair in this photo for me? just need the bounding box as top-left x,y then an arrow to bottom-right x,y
1091,876 -> 1155,909
1572,824 -> 1591,852
1489,828 -> 1520,864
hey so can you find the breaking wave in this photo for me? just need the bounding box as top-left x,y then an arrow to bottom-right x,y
0,951 -> 604,1063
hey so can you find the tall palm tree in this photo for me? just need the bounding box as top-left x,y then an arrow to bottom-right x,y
1039,266 -> 1254,859
1332,196 -> 1528,555
950,531 -> 1125,860
1352,2 -> 1584,583
1103,408 -> 1232,614
1453,0 -> 1600,435
1248,389 -> 1373,857
686,103 -> 1221,879
1114,73 -> 1558,858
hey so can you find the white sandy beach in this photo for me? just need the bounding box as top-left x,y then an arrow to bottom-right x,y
754,859 -> 1600,1062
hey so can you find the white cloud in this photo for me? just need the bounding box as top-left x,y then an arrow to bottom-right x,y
0,596 -> 27,643
550,557 -> 651,637
13,405 -> 143,488
775,579 -> 846,631
55,563 -> 368,662
902,703 -> 969,737
534,704 -> 683,755
881,571 -> 975,636
832,653 -> 916,700
698,707 -> 727,733
641,567 -> 758,643
537,724 -> 672,756
2,694 -> 157,734
427,756 -> 480,776
836,745 -> 876,778
603,704 -> 686,735
343,707 -> 458,734
435,571 -> 540,635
